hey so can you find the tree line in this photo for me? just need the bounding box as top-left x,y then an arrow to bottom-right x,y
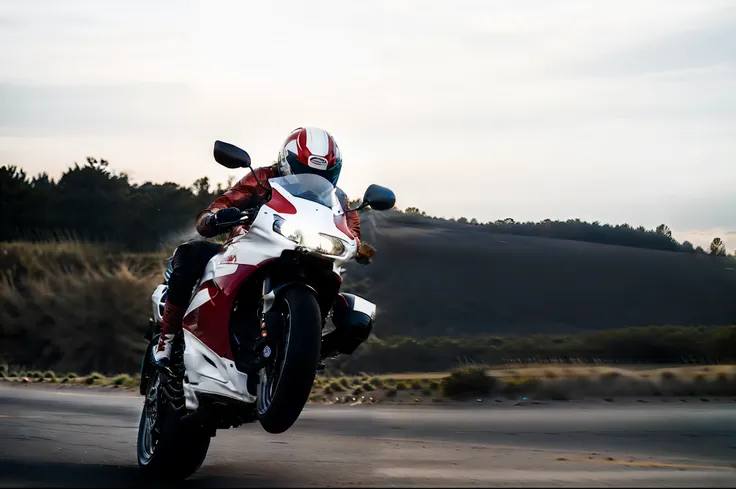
1,159 -> 220,251
0,159 -> 732,255
399,208 -> 731,257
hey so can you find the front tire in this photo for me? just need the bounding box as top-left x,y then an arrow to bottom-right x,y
136,335 -> 211,480
257,286 -> 322,434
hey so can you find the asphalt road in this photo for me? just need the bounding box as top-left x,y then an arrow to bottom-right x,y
1,385 -> 735,487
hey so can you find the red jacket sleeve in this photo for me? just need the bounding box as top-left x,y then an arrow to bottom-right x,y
346,207 -> 361,242
335,187 -> 361,245
196,165 -> 278,237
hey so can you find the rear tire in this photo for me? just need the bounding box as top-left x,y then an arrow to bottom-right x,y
137,334 -> 211,480
257,286 -> 322,434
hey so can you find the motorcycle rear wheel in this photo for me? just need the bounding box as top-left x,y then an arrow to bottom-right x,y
257,285 -> 322,434
137,338 -> 211,480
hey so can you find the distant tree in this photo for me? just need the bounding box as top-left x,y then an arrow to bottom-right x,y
710,238 -> 727,257
656,224 -> 672,239
405,207 -> 425,216
192,177 -> 211,197
681,241 -> 695,253
470,218 -> 478,225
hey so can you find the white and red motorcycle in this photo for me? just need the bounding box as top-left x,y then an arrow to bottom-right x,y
136,140 -> 395,479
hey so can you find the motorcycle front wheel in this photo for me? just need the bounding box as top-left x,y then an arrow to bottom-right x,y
257,285 -> 322,434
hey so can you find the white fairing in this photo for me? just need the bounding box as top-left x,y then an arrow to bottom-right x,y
217,176 -> 358,275
150,173 -> 359,410
181,329 -> 256,410
151,284 -> 167,323
351,295 -> 376,320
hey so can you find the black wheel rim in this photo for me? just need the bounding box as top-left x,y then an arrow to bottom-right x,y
257,305 -> 291,415
139,371 -> 161,463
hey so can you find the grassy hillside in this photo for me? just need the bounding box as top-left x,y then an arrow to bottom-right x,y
347,210 -> 736,338
1,217 -> 735,375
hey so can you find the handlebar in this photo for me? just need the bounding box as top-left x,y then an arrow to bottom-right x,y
214,208 -> 259,230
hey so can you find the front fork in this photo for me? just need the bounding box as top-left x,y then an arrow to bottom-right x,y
250,274 -> 328,372
251,274 -> 283,371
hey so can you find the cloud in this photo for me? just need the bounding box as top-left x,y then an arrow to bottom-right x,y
0,0 -> 734,235
0,83 -> 198,137
570,6 -> 736,77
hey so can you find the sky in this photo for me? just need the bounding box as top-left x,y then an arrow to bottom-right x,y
0,0 -> 734,252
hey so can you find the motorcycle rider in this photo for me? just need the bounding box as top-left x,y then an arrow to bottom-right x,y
154,127 -> 375,368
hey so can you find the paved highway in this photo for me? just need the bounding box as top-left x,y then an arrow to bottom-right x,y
1,385 -> 735,487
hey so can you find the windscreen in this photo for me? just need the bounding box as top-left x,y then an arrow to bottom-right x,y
269,173 -> 339,209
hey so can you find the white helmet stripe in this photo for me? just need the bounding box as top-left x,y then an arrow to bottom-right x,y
305,127 -> 330,157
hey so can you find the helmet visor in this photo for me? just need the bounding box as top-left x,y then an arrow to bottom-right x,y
286,151 -> 341,186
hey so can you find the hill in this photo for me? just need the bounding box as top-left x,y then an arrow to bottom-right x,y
343,210 -> 736,338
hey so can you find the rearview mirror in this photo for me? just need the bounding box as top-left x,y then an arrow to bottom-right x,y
213,140 -> 252,169
362,184 -> 396,211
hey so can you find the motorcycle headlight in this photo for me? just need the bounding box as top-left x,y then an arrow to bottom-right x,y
273,215 -> 302,243
311,233 -> 347,256
273,215 -> 347,256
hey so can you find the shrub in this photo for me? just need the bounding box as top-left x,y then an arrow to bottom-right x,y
369,377 -> 384,388
84,372 -> 104,385
440,366 -> 498,400
112,374 -> 133,386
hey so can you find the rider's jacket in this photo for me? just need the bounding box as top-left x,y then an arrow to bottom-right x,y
196,164 -> 361,242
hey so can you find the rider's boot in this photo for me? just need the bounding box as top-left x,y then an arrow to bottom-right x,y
153,299 -> 186,368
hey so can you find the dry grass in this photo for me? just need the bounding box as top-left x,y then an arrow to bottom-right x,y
3,364 -> 735,402
2,370 -> 139,388
316,364 -> 736,403
447,364 -> 736,400
0,240 -> 166,375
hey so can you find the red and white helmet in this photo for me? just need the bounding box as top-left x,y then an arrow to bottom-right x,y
277,127 -> 342,186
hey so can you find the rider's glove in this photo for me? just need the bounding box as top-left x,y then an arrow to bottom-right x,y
215,207 -> 242,225
355,242 -> 376,265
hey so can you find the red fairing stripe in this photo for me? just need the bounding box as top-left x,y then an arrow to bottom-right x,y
182,261 -> 263,360
182,280 -> 235,358
268,188 -> 297,214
